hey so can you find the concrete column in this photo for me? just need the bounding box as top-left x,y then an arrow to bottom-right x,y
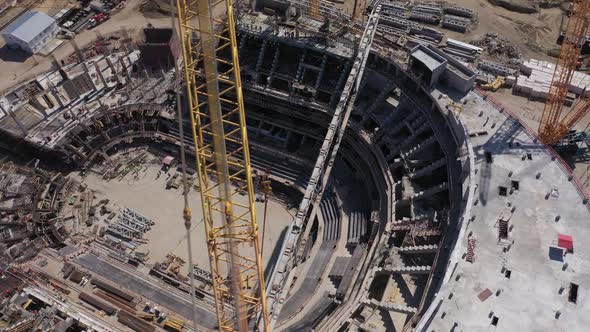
294,49 -> 308,85
362,80 -> 394,125
140,111 -> 145,133
253,120 -> 264,138
105,57 -> 120,84
254,39 -> 268,81
238,34 -> 247,58
94,63 -> 107,88
330,61 -> 351,108
313,54 -> 328,97
49,85 -> 65,108
267,46 -> 281,88
300,135 -> 307,148
283,131 -> 292,148
119,56 -> 131,85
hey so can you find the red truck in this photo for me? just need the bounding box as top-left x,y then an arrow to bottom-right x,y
88,12 -> 109,29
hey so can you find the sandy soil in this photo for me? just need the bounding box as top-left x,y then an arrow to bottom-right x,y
71,151 -> 293,274
445,0 -> 563,61
0,0 -> 565,92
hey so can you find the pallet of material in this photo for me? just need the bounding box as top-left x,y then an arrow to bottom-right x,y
94,291 -> 136,313
90,278 -> 135,302
442,18 -> 470,33
521,59 -> 590,95
446,38 -> 482,54
117,310 -> 156,332
410,12 -> 441,24
382,1 -> 407,12
413,4 -> 443,16
79,292 -> 117,315
444,5 -> 476,19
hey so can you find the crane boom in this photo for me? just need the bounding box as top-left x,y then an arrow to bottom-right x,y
175,0 -> 269,330
539,0 -> 590,145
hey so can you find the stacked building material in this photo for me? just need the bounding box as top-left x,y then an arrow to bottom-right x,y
443,5 -> 476,19
515,59 -> 589,102
447,38 -> 482,54
410,3 -> 443,25
478,60 -> 518,77
381,1 -> 409,19
382,8 -> 410,19
117,311 -> 156,332
192,265 -> 213,284
79,292 -> 117,315
90,278 -> 135,302
106,208 -> 154,242
521,59 -> 590,95
442,14 -> 471,33
413,3 -> 443,16
381,1 -> 406,12
410,11 -> 441,24
380,15 -> 415,30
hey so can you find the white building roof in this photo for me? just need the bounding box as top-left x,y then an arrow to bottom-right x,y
1,11 -> 55,44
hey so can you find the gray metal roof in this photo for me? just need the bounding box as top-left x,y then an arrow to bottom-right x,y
1,11 -> 55,44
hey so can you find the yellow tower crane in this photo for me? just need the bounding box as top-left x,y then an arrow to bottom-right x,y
175,0 -> 269,330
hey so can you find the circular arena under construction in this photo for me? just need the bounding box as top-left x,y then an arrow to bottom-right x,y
0,1 -> 589,332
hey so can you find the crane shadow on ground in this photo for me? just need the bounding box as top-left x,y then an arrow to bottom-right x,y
264,226 -> 289,281
0,45 -> 32,63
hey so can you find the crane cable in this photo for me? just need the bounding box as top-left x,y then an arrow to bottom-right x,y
261,169 -> 272,257
170,0 -> 200,328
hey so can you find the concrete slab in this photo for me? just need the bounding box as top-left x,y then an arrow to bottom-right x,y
421,90 -> 590,332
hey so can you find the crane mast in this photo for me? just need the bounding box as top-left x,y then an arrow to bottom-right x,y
539,0 -> 590,145
310,0 -> 321,20
175,0 -> 269,330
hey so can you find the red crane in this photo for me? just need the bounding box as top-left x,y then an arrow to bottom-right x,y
539,0 -> 590,145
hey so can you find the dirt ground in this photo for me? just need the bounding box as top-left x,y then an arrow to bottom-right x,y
0,0 -> 566,93
71,150 -> 293,273
443,0 -> 563,61
0,0 -> 171,92
444,0 -> 590,186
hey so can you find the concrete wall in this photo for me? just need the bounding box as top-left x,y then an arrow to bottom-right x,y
428,45 -> 476,94
409,45 -> 447,89
442,67 -> 475,94
365,52 -> 475,328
